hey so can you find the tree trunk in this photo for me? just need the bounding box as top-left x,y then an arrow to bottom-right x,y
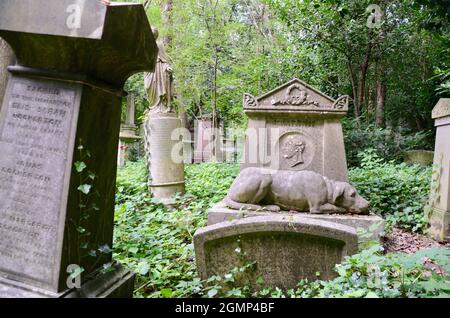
0,37 -> 15,108
357,34 -> 372,117
160,0 -> 173,47
375,80 -> 386,127
375,6 -> 386,128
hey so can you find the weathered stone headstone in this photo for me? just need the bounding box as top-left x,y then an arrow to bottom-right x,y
242,78 -> 350,182
193,115 -> 224,163
0,0 -> 157,297
118,94 -> 141,168
428,98 -> 450,241
194,215 -> 358,290
404,150 -> 434,166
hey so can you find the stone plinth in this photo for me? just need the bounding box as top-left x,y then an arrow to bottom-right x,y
0,262 -> 134,298
0,0 -> 157,297
146,112 -> 185,204
194,215 -> 358,290
428,98 -> 450,241
242,78 -> 349,182
208,201 -> 384,242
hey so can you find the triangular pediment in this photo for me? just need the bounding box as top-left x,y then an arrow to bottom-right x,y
432,98 -> 450,119
243,78 -> 349,113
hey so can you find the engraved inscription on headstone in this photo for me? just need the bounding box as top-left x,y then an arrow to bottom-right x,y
0,77 -> 79,286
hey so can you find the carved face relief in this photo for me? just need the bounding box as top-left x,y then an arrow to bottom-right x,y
278,132 -> 315,170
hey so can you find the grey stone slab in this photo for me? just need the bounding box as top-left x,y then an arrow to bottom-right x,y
208,201 -> 384,242
0,262 -> 135,298
194,215 -> 358,290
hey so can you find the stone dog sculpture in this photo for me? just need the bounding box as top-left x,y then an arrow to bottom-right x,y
225,168 -> 370,214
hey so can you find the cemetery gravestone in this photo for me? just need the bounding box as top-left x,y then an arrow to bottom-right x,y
242,78 -> 350,182
0,0 -> 157,297
195,79 -> 384,288
194,215 -> 358,290
429,98 -> 450,241
118,94 -> 141,168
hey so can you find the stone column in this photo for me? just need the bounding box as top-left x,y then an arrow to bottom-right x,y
0,37 -> 15,108
146,112 -> 185,204
428,98 -> 450,241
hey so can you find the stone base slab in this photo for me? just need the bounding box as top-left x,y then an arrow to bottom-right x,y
428,207 -> 450,242
0,262 -> 135,298
208,201 -> 385,242
194,214 -> 358,290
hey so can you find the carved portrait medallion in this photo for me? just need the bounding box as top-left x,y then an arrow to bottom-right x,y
278,131 -> 316,170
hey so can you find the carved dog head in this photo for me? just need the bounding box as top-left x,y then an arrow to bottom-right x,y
333,182 -> 370,214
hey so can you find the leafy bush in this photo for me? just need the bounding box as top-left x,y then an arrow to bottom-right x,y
113,161 -> 238,298
349,150 -> 432,233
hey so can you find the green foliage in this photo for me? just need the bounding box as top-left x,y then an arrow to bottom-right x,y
344,118 -> 435,167
113,161 -> 238,297
203,244 -> 450,298
113,161 -> 446,298
349,150 -> 432,232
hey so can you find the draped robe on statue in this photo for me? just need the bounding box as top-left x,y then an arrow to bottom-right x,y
144,39 -> 173,114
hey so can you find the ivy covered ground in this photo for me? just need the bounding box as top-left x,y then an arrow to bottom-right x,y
113,155 -> 450,298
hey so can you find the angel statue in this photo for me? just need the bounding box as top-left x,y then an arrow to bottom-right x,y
144,28 -> 174,114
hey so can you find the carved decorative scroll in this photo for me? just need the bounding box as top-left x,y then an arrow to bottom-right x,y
243,93 -> 258,108
333,95 -> 349,110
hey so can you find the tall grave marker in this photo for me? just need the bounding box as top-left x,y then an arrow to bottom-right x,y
0,0 -> 157,297
429,98 -> 450,241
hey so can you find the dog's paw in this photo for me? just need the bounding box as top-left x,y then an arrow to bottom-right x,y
264,205 -> 281,212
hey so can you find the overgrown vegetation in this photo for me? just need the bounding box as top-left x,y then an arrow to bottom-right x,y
113,160 -> 447,298
343,118 -> 434,167
349,150 -> 432,232
114,162 -> 238,297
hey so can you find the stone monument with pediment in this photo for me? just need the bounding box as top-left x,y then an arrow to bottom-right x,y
242,78 -> 349,182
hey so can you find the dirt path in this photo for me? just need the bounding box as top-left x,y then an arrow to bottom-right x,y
384,228 -> 450,254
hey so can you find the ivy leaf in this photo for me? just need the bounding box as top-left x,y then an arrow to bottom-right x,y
207,289 -> 218,298
129,247 -> 139,254
68,266 -> 84,279
161,288 -> 173,298
78,184 -> 92,195
98,244 -> 112,254
74,161 -> 87,172
76,226 -> 86,234
137,261 -> 150,275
